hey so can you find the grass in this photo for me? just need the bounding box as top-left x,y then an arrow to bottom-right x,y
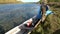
31,3 -> 60,34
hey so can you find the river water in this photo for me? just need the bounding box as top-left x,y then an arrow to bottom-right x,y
0,3 -> 40,33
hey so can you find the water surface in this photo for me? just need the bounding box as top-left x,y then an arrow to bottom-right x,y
0,3 -> 40,33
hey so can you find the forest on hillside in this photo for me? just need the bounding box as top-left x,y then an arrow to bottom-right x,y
0,0 -> 22,4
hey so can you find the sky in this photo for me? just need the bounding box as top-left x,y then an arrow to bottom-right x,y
17,0 -> 40,2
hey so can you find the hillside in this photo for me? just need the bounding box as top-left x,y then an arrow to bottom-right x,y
0,0 -> 22,4
31,0 -> 60,34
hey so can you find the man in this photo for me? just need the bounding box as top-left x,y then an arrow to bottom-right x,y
25,3 -> 49,27
35,3 -> 50,25
41,3 -> 50,22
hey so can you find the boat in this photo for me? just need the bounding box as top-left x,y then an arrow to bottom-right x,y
5,10 -> 53,34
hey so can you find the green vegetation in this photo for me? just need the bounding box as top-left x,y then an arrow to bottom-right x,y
48,0 -> 60,2
31,0 -> 60,34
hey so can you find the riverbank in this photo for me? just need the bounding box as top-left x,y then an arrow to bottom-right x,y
31,2 -> 60,34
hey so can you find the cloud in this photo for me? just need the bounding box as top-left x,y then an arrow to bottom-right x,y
17,0 -> 40,2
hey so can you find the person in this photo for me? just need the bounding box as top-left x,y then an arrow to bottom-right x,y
46,4 -> 50,11
24,5 -> 42,27
41,3 -> 50,22
33,3 -> 50,26
25,3 -> 49,27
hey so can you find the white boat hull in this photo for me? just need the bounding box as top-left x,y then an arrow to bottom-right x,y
5,16 -> 36,34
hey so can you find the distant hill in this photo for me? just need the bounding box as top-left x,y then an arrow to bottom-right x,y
0,0 -> 22,4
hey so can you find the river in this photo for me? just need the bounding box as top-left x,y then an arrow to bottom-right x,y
0,3 -> 40,34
